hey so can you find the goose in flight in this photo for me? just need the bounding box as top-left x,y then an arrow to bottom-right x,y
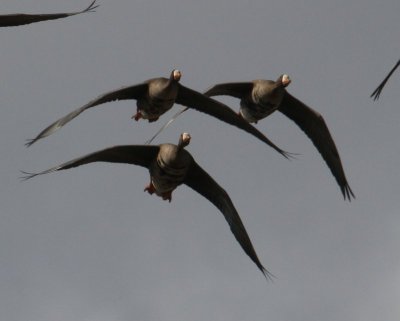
204,75 -> 354,200
22,132 -> 272,279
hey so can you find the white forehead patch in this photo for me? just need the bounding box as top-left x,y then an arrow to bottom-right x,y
181,132 -> 191,143
173,69 -> 182,80
282,74 -> 291,86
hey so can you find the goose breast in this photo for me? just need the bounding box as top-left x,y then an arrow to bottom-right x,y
149,144 -> 192,195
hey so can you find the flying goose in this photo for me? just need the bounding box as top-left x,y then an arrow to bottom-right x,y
25,69 -> 292,159
21,132 -> 272,279
371,59 -> 400,100
0,1 -> 98,27
202,74 -> 354,201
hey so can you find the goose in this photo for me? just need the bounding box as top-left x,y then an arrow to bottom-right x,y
21,132 -> 272,279
204,75 -> 354,201
25,69 -> 292,159
0,1 -> 98,27
371,59 -> 400,100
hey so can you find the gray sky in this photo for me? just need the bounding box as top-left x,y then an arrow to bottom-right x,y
1,0 -> 400,320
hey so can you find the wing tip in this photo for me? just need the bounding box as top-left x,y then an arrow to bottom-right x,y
19,170 -> 38,181
82,0 -> 99,14
342,184 -> 355,202
25,138 -> 37,148
370,87 -> 382,101
261,266 -> 276,282
282,150 -> 301,161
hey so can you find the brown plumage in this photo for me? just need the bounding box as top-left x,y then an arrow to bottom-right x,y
371,59 -> 400,100
21,133 -> 272,279
26,69 -> 292,159
0,1 -> 98,27
204,75 -> 355,201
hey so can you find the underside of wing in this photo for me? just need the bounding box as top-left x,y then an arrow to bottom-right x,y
184,161 -> 272,279
26,83 -> 148,147
203,82 -> 253,99
21,145 -> 159,180
280,92 -> 354,200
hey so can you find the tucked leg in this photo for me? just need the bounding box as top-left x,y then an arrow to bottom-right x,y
144,181 -> 156,195
161,191 -> 172,203
132,110 -> 142,121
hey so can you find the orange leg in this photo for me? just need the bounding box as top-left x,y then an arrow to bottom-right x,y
144,182 -> 172,202
161,191 -> 172,203
132,110 -> 142,121
144,181 -> 156,195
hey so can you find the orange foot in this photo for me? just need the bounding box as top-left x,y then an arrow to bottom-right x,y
132,111 -> 142,121
161,191 -> 172,203
144,182 -> 156,195
144,183 -> 172,202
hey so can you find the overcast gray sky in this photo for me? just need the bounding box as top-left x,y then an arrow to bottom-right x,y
1,1 -> 399,320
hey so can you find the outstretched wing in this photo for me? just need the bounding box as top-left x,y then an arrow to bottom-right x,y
21,145 -> 159,180
184,161 -> 273,279
0,1 -> 99,27
279,92 -> 355,200
371,59 -> 400,100
176,84 -> 294,159
26,83 -> 148,147
204,82 -> 254,99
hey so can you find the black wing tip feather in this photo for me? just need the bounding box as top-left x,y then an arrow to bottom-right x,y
67,0 -> 99,16
370,86 -> 383,101
249,244 -> 275,281
282,150 -> 300,161
20,165 -> 61,181
246,242 -> 275,280
81,0 -> 99,14
25,132 -> 48,147
370,59 -> 400,101
19,170 -> 40,181
342,184 -> 355,202
25,138 -> 37,147
260,265 -> 276,282
244,124 -> 298,160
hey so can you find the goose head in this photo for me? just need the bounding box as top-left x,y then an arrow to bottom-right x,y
178,132 -> 191,149
278,74 -> 291,87
170,69 -> 182,82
